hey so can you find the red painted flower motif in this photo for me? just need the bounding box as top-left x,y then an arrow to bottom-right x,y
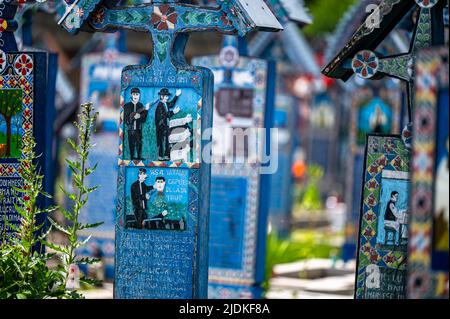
151,5 -> 178,31
364,227 -> 375,238
92,7 -> 105,25
384,139 -> 394,154
14,54 -> 33,76
365,211 -> 376,222
368,164 -> 379,175
415,0 -> 438,9
367,179 -> 378,190
8,78 -> 17,87
0,50 -> 7,72
392,156 -> 402,169
384,254 -> 395,264
361,244 -> 371,254
0,19 -> 8,33
369,251 -> 379,263
376,156 -> 388,167
352,50 -> 379,79
220,13 -> 233,27
366,194 -> 377,207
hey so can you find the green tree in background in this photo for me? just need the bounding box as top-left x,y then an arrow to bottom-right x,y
0,89 -> 22,158
304,0 -> 357,37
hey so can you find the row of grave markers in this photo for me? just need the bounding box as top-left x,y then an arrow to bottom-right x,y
323,0 -> 448,299
1,0 -> 447,300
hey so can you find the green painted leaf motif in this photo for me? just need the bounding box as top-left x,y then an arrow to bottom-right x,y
196,13 -> 206,24
156,35 -> 170,62
180,11 -> 190,24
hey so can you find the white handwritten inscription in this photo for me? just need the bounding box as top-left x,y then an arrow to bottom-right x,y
115,229 -> 196,299
364,266 -> 406,299
124,70 -> 198,87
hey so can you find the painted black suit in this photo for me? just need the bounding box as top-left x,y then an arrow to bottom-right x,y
155,96 -> 179,158
124,101 -> 148,160
130,180 -> 154,229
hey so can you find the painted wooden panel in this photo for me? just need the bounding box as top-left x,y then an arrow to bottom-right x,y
355,134 -> 411,299
0,49 -> 50,240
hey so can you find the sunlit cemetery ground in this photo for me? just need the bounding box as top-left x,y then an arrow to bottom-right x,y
80,259 -> 355,300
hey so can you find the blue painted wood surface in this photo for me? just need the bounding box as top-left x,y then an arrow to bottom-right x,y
58,0 -> 281,299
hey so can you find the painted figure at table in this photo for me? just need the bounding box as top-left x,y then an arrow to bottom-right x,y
434,138 -> 449,251
124,88 -> 151,160
155,88 -> 182,161
130,168 -> 155,229
383,191 -> 408,246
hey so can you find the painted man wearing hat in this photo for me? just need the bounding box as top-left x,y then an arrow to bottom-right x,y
130,168 -> 155,229
124,88 -> 151,160
155,88 -> 182,161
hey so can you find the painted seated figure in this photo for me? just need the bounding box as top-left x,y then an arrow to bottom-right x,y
384,191 -> 408,245
144,176 -> 185,230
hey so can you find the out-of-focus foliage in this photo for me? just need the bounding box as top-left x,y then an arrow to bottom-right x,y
304,0 -> 357,37
263,230 -> 339,294
295,164 -> 324,211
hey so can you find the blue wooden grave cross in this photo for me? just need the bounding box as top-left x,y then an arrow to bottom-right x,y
0,0 -> 55,243
323,0 -> 447,147
58,0 -> 282,299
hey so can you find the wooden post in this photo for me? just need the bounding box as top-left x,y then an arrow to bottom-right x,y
58,0 -> 282,299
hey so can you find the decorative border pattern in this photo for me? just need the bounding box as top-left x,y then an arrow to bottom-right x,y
355,134 -> 410,299
0,50 -> 34,177
408,47 -> 449,299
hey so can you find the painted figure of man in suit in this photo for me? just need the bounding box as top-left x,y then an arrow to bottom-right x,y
155,88 -> 182,161
130,168 -> 155,229
124,88 -> 150,160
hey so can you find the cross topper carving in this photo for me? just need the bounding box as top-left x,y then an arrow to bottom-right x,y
58,0 -> 282,68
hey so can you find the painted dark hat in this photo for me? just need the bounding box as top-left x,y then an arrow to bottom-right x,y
131,87 -> 141,94
158,88 -> 172,96
138,168 -> 147,174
